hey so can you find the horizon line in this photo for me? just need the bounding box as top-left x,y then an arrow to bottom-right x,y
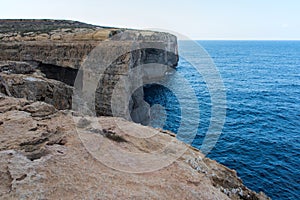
182,39 -> 300,41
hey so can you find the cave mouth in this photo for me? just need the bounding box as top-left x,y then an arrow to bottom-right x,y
37,63 -> 78,86
141,83 -> 181,133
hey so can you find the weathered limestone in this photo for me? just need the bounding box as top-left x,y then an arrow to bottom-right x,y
0,61 -> 73,110
0,95 -> 270,200
0,19 -> 270,199
0,20 -> 178,124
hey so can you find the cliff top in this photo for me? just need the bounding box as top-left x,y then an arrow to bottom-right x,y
0,19 -> 178,69
0,19 -> 177,44
0,19 -> 106,34
0,19 -> 122,42
0,19 -> 268,199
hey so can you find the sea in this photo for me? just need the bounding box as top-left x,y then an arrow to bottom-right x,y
143,41 -> 300,200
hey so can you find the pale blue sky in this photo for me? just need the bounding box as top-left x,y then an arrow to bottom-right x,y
1,0 -> 299,40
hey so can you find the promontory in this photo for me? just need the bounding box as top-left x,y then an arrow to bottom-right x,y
0,19 -> 269,200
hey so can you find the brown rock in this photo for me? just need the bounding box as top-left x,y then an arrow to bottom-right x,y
0,20 -> 269,199
0,20 -> 178,124
0,96 -> 269,200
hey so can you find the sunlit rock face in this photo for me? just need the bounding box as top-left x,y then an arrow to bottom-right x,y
0,19 -> 178,124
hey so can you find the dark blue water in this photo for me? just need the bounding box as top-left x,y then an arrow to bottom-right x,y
144,41 -> 300,200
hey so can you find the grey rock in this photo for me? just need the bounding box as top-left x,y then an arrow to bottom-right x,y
0,72 -> 73,110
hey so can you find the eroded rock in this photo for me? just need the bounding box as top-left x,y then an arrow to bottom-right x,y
0,20 -> 178,125
0,20 -> 270,199
0,96 -> 269,199
0,71 -> 73,110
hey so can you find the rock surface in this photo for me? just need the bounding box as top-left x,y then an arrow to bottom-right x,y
0,20 -> 270,199
0,61 -> 73,110
0,95 -> 270,200
0,19 -> 178,124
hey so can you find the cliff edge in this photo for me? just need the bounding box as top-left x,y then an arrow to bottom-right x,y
0,20 -> 269,199
0,19 -> 178,124
0,95 -> 269,199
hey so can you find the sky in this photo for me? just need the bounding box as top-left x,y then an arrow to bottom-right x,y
1,0 -> 300,40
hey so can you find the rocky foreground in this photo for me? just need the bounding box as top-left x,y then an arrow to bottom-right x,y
0,20 -> 269,199
0,95 -> 269,199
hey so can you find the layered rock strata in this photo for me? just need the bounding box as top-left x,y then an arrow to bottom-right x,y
0,19 -> 178,124
0,20 -> 270,199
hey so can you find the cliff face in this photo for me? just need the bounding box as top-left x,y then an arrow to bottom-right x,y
0,19 -> 178,124
0,19 -> 106,68
0,20 -> 269,199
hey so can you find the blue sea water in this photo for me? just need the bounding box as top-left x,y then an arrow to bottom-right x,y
143,41 -> 300,200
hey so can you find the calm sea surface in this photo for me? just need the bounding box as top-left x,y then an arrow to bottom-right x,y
144,41 -> 300,200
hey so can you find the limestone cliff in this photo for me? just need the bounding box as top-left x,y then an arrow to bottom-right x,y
0,20 -> 269,199
0,19 -> 178,124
